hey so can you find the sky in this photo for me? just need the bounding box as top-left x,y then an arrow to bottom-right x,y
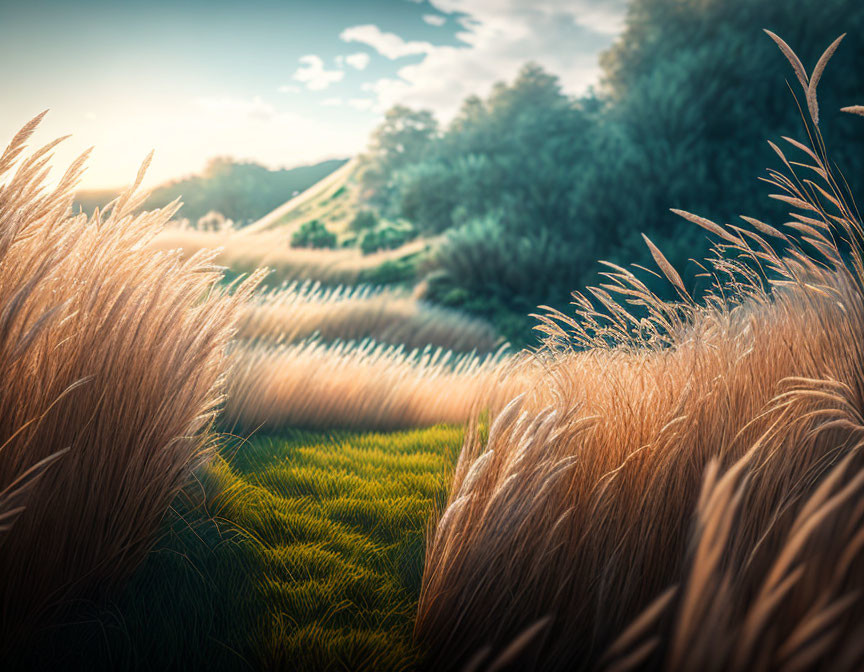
0,0 -> 627,189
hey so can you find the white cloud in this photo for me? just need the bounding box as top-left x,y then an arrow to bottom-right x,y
345,52 -> 371,70
359,0 -> 627,120
293,54 -> 345,91
423,14 -> 447,27
348,98 -> 375,111
278,84 -> 301,94
321,97 -> 343,107
340,24 -> 434,60
431,0 -> 626,36
196,95 -> 277,121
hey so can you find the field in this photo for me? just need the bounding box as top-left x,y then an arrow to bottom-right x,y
31,426 -> 463,671
238,282 -> 500,352
149,225 -> 430,287
5,13 -> 864,672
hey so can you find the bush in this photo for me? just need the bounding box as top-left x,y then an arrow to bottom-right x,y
423,214 -> 595,345
358,257 -> 419,286
290,219 -> 337,249
359,222 -> 416,255
0,115 -> 261,657
348,209 -> 379,232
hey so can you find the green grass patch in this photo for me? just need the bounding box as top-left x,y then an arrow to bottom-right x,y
39,426 -> 462,671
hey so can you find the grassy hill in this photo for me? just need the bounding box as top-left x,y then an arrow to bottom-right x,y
243,158 -> 360,237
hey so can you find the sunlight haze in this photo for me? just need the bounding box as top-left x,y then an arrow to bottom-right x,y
0,0 -> 625,188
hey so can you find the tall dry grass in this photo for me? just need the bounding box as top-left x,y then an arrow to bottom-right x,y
151,223 -> 431,285
0,114 -> 261,654
238,281 -> 501,352
416,33 -> 864,672
224,340 -> 523,432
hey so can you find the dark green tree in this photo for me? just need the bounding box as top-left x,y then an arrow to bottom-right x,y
290,220 -> 337,249
585,0 -> 864,280
355,0 -> 864,346
358,106 -> 439,209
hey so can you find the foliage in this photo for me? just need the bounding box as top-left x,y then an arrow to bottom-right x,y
358,106 -> 439,209
349,208 -> 379,232
357,65 -> 597,341
423,214 -> 595,344
580,0 -> 864,279
359,221 -> 416,255
358,256 -> 419,286
291,219 -> 338,249
395,161 -> 463,234
358,1 -> 864,346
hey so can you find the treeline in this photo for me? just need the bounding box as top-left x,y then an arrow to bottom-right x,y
75,157 -> 347,224
358,0 -> 864,344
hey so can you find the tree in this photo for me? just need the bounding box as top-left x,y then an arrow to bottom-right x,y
290,220 -> 337,249
353,0 -> 864,346
588,0 -> 864,274
367,106 -> 438,170
358,106 -> 439,209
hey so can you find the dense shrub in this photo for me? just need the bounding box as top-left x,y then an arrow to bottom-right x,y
357,257 -> 419,286
290,219 -> 337,249
359,221 -> 416,255
348,209 -> 379,232
423,214 -> 592,343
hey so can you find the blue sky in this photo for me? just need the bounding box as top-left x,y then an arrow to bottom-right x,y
0,0 -> 627,188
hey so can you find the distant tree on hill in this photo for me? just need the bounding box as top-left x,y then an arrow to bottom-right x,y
291,219 -> 337,249
358,106 -> 438,209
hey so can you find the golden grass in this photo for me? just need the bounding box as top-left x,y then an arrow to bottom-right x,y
238,281 -> 501,352
416,33 -> 864,672
151,223 -> 431,286
0,114 -> 260,656
224,340 -> 526,432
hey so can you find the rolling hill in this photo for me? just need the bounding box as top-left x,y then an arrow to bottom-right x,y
242,157 -> 361,237
74,157 -> 349,224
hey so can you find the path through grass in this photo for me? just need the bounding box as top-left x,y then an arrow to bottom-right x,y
41,426 -> 462,671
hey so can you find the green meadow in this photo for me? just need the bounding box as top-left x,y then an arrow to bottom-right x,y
43,427 -> 462,671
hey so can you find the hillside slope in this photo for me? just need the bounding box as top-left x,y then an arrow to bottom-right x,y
243,158 -> 360,236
